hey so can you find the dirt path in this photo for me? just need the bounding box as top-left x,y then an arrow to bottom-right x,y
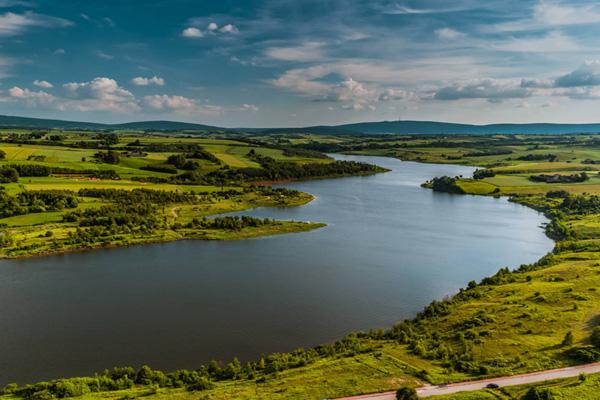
335,362 -> 600,399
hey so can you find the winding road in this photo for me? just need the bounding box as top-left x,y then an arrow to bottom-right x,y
335,362 -> 600,399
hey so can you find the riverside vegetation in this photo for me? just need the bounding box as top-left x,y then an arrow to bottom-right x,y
0,130 -> 385,258
5,131 -> 600,399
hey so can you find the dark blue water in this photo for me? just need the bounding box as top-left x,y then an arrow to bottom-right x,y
0,155 -> 553,385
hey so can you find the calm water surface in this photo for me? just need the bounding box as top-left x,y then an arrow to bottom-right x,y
0,155 -> 553,384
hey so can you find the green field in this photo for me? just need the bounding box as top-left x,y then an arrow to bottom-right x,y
0,132 -> 366,259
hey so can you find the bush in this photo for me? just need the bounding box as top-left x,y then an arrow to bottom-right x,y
591,326 -> 600,348
0,149 -> 5,159
523,387 -> 554,400
473,169 -> 495,179
562,331 -> 574,346
396,387 -> 418,400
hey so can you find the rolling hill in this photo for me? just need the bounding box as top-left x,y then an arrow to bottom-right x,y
3,114 -> 600,135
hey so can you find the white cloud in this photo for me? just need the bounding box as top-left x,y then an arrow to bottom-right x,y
33,79 -> 53,88
62,77 -> 139,112
378,88 -> 414,101
54,48 -> 65,55
182,27 -> 203,38
8,86 -> 54,105
265,42 -> 325,62
434,78 -> 531,101
207,22 -> 218,31
0,11 -> 71,36
494,1 -> 600,32
143,94 -> 222,115
219,23 -> 238,33
131,76 -> 165,86
435,28 -> 465,40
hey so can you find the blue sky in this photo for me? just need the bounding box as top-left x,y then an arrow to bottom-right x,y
4,0 -> 600,126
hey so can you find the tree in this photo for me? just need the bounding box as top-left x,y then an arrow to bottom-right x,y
167,154 -> 187,168
0,166 -> 18,183
101,133 -> 119,147
94,150 -> 120,164
0,149 -> 5,160
396,387 -> 418,400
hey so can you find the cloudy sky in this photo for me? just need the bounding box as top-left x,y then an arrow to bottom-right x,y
3,0 -> 600,126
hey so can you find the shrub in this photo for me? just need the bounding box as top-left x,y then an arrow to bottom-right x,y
591,326 -> 600,348
523,387 -> 554,400
562,331 -> 574,346
396,387 -> 418,400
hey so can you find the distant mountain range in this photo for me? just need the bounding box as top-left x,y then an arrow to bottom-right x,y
3,114 -> 600,135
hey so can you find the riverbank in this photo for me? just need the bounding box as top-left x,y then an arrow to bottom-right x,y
0,188 -> 325,259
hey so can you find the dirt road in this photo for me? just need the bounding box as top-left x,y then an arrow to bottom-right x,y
335,362 -> 600,399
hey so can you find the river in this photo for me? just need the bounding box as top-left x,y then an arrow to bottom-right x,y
0,155 -> 553,384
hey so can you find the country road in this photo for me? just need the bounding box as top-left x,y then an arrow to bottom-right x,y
335,362 -> 600,399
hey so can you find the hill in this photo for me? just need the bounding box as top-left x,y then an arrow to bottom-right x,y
3,114 -> 600,134
0,115 -> 222,131
336,120 -> 600,135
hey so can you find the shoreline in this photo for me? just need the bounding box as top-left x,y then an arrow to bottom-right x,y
0,191 -> 322,260
0,221 -> 326,261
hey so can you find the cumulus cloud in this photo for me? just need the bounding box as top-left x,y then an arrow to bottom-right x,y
131,76 -> 165,86
271,62 -> 422,110
143,94 -> 222,115
219,23 -> 238,33
378,88 -> 414,101
33,79 -> 53,88
62,77 -> 139,112
554,60 -> 600,87
5,77 -> 230,117
0,11 -> 71,36
8,86 -> 54,105
520,78 -> 555,88
182,27 -> 203,38
434,78 -> 531,101
182,20 -> 239,39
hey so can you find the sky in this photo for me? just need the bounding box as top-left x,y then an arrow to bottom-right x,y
4,0 -> 600,126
